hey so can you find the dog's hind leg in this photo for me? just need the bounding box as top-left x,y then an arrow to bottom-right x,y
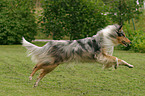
33,64 -> 59,87
29,64 -> 41,80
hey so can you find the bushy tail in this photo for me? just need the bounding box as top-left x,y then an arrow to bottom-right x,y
22,37 -> 42,63
22,37 -> 40,51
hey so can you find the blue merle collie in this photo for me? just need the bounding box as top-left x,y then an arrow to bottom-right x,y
22,24 -> 134,87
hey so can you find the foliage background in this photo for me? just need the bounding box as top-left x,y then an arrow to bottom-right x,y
0,0 -> 145,52
0,0 -> 37,44
41,0 -> 109,40
107,0 -> 143,25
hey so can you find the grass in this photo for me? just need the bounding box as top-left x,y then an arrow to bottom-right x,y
0,43 -> 145,96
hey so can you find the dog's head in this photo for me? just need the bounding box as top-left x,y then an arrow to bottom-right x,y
115,25 -> 131,47
108,25 -> 131,47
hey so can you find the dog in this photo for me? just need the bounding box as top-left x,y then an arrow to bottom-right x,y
22,24 -> 134,87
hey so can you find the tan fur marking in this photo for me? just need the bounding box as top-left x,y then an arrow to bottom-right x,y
33,64 -> 58,87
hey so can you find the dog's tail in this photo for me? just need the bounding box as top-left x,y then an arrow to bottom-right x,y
22,37 -> 48,63
22,37 -> 41,52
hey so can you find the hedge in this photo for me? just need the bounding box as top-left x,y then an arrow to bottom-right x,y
0,0 -> 37,45
40,0 -> 109,40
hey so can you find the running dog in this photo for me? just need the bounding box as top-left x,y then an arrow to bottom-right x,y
22,24 -> 134,87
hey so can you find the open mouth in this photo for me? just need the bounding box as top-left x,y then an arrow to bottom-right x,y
122,41 -> 129,47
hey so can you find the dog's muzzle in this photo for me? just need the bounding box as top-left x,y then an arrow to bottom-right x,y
122,41 -> 132,47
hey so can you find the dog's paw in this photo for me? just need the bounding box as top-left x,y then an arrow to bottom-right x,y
127,64 -> 134,68
33,82 -> 38,88
29,76 -> 32,80
125,64 -> 134,68
128,65 -> 134,68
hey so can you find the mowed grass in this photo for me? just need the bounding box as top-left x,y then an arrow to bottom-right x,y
0,43 -> 145,96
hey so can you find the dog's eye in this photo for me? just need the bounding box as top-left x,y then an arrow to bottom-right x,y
117,32 -> 122,37
117,32 -> 125,37
122,33 -> 125,37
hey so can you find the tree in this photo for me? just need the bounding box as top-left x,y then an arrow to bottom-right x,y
0,0 -> 37,44
107,0 -> 144,25
41,0 -> 109,40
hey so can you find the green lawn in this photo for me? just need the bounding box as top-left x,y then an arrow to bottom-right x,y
0,44 -> 145,96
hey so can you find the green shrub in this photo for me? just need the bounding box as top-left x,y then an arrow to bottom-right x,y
41,0 -> 109,40
0,0 -> 37,45
131,30 -> 145,52
107,0 -> 143,25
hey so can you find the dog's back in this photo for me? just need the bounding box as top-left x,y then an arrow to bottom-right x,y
22,37 -> 101,64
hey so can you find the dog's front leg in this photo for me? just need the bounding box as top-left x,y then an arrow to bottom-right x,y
96,54 -> 134,69
117,59 -> 134,68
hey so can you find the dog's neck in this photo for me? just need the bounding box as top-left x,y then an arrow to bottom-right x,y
93,31 -> 115,56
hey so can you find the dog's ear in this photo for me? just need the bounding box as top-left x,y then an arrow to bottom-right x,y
118,25 -> 123,32
116,25 -> 123,36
